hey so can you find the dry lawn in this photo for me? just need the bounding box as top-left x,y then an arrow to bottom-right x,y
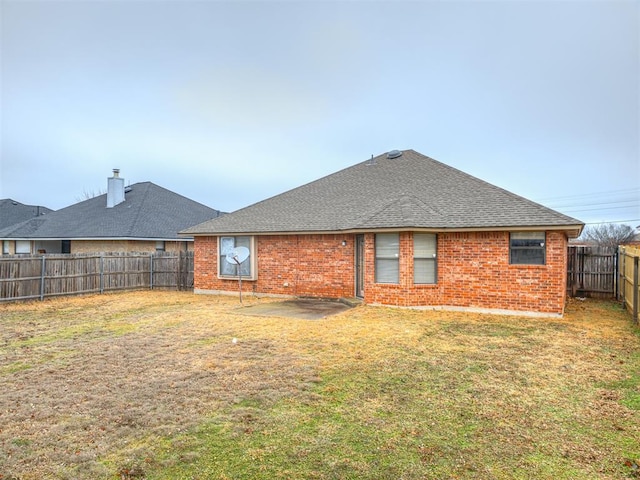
0,291 -> 638,479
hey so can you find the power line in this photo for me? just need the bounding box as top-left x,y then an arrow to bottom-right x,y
534,187 -> 640,203
548,198 -> 639,209
559,204 -> 640,214
584,219 -> 640,225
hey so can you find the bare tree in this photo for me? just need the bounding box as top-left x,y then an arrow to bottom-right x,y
75,188 -> 106,202
581,223 -> 636,249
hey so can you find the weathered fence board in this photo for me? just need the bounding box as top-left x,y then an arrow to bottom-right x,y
0,251 -> 194,302
619,246 -> 640,324
567,246 -> 617,298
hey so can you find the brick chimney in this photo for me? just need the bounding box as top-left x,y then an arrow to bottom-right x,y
107,169 -> 125,208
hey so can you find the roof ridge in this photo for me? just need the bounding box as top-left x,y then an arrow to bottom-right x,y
143,182 -> 223,214
127,182 -> 151,236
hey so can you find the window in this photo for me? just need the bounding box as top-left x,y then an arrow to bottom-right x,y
218,236 -> 256,280
2,241 -> 9,254
155,241 -> 165,252
375,233 -> 399,283
510,232 -> 545,265
414,234 -> 437,284
15,240 -> 30,254
61,240 -> 71,254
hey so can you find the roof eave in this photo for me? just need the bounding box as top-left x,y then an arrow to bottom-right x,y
186,223 -> 585,238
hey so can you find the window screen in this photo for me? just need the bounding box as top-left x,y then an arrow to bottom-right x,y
375,233 -> 399,283
414,234 -> 437,284
510,232 -> 545,265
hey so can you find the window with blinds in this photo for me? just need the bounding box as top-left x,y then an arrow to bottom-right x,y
375,233 -> 399,284
414,233 -> 437,284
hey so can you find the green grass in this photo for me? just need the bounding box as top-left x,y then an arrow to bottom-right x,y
143,316 -> 640,479
1,292 -> 639,479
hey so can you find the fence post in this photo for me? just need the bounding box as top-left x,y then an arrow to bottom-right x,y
620,248 -> 626,305
178,251 -> 182,291
40,255 -> 46,301
100,255 -> 104,294
150,253 -> 154,290
634,256 -> 639,325
616,247 -> 620,301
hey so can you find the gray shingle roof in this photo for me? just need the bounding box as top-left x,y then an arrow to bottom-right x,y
182,149 -> 583,236
0,199 -> 53,230
0,183 -> 222,240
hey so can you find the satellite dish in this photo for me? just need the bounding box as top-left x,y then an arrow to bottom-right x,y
224,246 -> 250,304
225,246 -> 250,265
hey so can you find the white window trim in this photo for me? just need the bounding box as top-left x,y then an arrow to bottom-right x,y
15,240 -> 31,254
217,236 -> 257,280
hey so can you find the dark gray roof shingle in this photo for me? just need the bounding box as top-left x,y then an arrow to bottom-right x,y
182,149 -> 583,236
0,183 -> 222,239
0,199 -> 53,230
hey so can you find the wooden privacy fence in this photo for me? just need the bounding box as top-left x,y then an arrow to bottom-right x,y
567,246 -> 617,299
0,251 -> 194,302
619,246 -> 640,324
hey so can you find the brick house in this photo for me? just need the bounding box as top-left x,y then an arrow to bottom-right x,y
0,170 -> 223,255
182,150 -> 583,316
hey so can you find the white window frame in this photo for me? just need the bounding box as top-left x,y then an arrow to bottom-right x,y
218,236 -> 257,280
15,240 -> 31,254
414,233 -> 437,284
375,233 -> 400,284
155,241 -> 166,252
2,240 -> 10,254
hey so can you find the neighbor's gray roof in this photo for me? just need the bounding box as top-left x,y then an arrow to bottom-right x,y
0,199 -> 53,230
182,149 -> 583,237
0,183 -> 222,240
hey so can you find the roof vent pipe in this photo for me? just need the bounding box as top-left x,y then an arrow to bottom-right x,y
107,169 -> 125,208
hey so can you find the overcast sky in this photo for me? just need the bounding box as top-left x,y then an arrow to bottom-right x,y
1,0 -> 638,227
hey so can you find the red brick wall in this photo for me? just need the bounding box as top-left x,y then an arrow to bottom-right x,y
194,234 -> 355,298
194,230 -> 569,314
364,231 -> 568,314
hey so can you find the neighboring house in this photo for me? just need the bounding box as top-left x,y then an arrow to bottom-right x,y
1,199 -> 54,255
0,199 -> 53,230
622,231 -> 640,246
182,149 -> 583,316
0,170 -> 223,255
